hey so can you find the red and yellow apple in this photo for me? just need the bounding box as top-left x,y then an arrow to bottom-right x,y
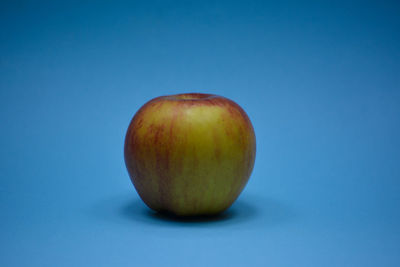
124,93 -> 256,216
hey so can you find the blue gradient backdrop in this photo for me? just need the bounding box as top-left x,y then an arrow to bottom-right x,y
1,1 -> 400,266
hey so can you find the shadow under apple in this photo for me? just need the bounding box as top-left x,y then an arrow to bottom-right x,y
90,192 -> 296,227
120,197 -> 257,225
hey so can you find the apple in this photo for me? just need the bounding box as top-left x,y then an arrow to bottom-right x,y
124,93 -> 256,216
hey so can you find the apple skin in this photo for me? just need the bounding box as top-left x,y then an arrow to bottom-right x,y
124,93 -> 256,216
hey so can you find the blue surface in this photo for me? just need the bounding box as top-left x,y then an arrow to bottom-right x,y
1,1 -> 400,266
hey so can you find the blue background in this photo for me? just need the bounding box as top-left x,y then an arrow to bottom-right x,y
1,0 -> 399,266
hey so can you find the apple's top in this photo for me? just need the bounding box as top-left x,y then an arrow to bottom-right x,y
163,93 -> 217,101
